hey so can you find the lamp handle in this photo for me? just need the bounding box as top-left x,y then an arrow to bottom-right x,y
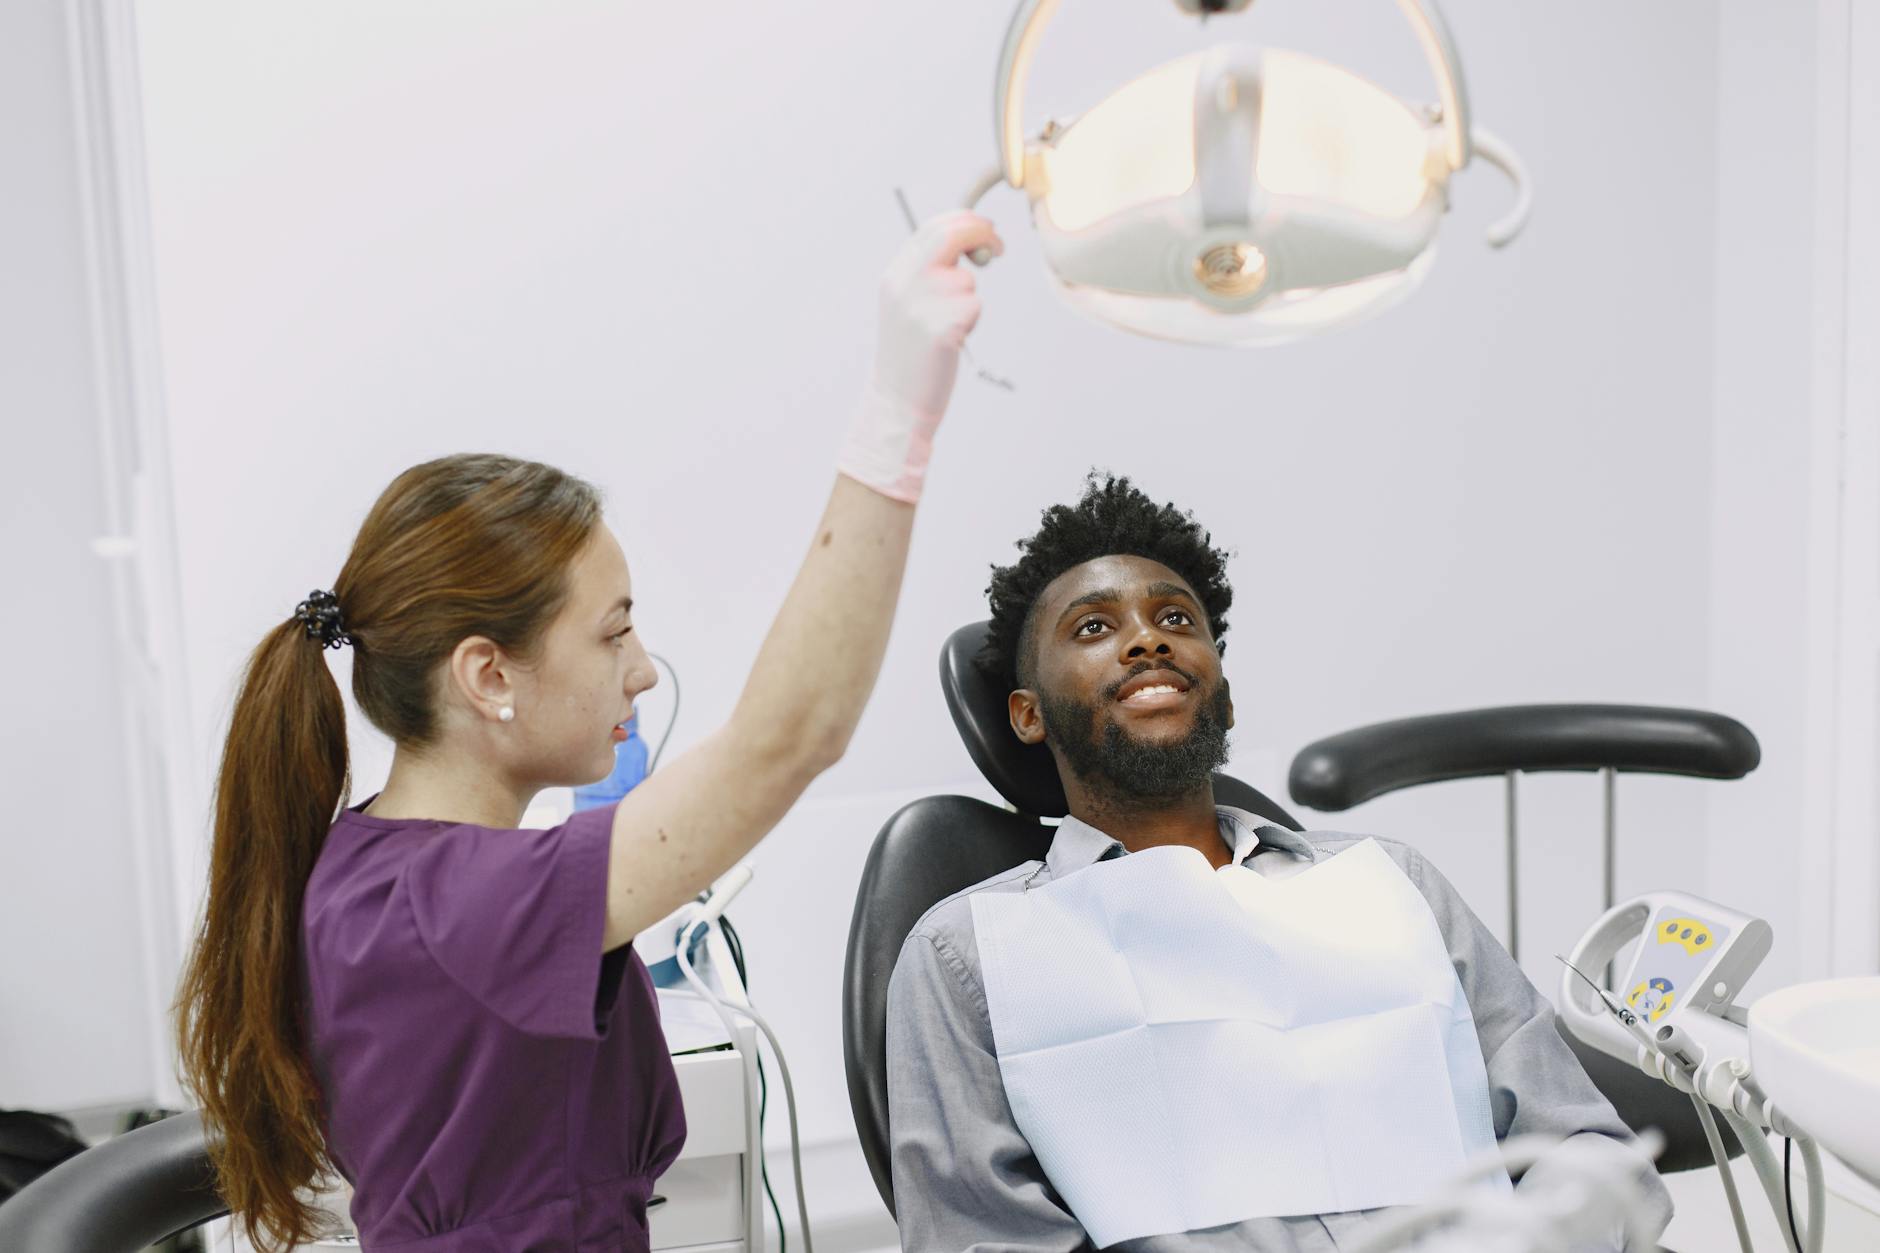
960,165 -> 1006,266
1471,125 -> 1532,247
992,0 -> 1474,191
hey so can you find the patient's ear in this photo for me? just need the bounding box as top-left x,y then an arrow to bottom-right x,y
1220,640 -> 1233,733
1009,690 -> 1046,745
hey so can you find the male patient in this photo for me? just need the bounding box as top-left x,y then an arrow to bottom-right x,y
885,474 -> 1672,1252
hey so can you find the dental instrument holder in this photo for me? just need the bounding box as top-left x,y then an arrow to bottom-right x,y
1561,891 -> 1798,1133
1562,894 -> 1833,1253
640,863 -> 754,988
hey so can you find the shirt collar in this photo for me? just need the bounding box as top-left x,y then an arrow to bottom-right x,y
1044,806 -> 1318,880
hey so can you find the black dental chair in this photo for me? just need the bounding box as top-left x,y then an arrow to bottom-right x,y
0,1110 -> 226,1251
841,623 -> 1758,1223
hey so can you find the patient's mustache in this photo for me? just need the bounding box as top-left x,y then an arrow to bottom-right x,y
1102,661 -> 1199,702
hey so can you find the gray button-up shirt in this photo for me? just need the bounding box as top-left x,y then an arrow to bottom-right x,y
885,808 -> 1672,1252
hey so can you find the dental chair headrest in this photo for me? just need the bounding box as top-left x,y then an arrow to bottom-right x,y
939,620 -> 1301,831
941,621 -> 1071,817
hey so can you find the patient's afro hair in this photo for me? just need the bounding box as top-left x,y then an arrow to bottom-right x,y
980,471 -> 1234,692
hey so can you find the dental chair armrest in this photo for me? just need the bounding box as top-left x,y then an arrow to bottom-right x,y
1288,704 -> 1759,811
0,1111 -> 226,1252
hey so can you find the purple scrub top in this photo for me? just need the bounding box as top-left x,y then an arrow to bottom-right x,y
302,797 -> 686,1250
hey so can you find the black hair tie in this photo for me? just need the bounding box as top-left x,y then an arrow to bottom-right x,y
295,589 -> 353,650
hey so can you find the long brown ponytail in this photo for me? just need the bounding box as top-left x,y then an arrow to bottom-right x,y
175,454 -> 601,1249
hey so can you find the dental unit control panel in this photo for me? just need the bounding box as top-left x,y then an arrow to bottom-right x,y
1560,891 -> 1828,1253
1611,893 -> 1772,1029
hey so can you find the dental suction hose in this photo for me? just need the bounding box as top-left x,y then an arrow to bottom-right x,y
692,864 -> 752,926
1643,1010 -> 1824,1253
1638,1014 -> 1809,1139
1715,1107 -> 1825,1253
671,868 -> 817,1253
1610,1017 -> 1754,1253
1794,1136 -> 1826,1253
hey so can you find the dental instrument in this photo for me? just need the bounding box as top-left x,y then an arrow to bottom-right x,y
1558,953 -> 1757,1252
670,865 -> 817,1253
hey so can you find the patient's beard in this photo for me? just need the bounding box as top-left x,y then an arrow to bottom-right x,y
1042,679 -> 1232,804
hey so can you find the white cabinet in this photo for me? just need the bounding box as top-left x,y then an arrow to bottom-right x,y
651,928 -> 764,1253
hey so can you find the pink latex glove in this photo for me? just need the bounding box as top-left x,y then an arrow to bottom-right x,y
838,211 -> 1003,504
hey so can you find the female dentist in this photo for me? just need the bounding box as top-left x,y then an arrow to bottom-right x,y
173,212 -> 1003,1252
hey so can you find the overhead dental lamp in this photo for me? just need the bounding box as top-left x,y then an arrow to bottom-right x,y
965,0 -> 1532,345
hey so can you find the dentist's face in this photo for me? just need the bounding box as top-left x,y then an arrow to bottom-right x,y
1008,555 -> 1233,799
507,526 -> 660,787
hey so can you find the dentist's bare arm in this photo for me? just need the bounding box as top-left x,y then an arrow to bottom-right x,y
601,213 -> 1001,948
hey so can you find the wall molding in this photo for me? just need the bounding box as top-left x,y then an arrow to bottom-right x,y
1829,0 -> 1880,976
63,0 -> 198,1106
1806,0 -> 1880,977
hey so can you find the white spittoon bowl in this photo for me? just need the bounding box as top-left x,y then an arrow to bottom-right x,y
1748,975 -> 1880,1188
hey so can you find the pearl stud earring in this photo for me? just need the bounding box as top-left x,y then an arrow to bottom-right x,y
498,706 -> 515,723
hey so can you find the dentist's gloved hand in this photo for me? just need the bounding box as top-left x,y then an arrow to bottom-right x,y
838,211 -> 1003,504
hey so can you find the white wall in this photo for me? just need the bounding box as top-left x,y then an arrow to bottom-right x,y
1705,0 -> 1880,998
45,0 -> 1880,1239
121,0 -> 1735,1226
1704,0 -> 1826,1001
0,0 -> 164,1113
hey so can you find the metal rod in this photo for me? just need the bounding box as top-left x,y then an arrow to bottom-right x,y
1603,766 -> 1617,986
1601,767 -> 1617,910
1505,770 -> 1519,963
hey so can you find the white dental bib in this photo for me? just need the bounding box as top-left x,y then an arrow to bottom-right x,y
971,837 -> 1507,1246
